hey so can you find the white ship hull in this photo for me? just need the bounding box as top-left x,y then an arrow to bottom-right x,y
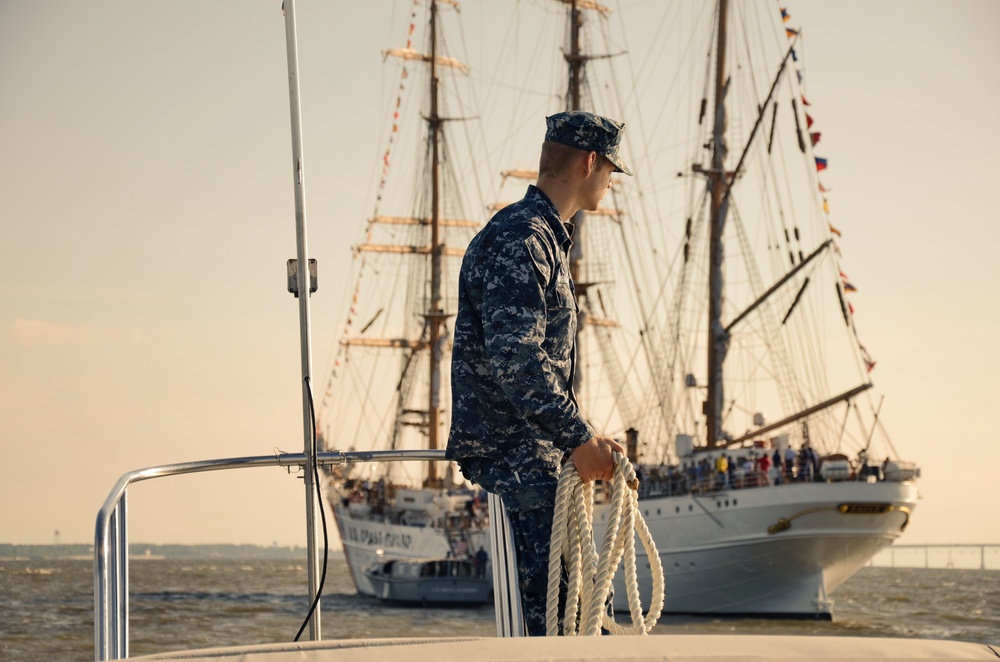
334,503 -> 492,597
337,479 -> 917,618
599,479 -> 918,618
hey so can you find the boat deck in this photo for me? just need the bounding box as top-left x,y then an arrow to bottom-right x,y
133,635 -> 998,661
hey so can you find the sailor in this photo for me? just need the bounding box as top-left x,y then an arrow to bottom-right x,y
447,110 -> 631,635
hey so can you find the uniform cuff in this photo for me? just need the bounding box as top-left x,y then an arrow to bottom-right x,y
557,418 -> 596,454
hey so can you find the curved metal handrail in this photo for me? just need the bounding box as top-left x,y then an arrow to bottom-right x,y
94,449 -> 449,660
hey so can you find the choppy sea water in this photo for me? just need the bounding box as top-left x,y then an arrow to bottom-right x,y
1,558 -> 997,661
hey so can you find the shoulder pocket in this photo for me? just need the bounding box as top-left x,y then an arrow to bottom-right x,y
523,235 -> 553,284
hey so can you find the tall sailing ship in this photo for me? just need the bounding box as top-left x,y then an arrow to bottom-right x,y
318,0 -> 492,597
320,0 -> 919,618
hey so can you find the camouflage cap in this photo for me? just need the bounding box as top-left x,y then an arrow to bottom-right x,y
544,110 -> 632,176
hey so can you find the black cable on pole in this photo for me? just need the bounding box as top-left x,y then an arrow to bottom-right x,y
294,375 -> 329,642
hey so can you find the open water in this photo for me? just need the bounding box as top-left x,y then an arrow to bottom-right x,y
1,558 -> 997,661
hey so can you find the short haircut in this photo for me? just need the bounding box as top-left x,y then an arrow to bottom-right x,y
538,140 -> 584,178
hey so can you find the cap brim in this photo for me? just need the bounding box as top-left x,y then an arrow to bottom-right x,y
607,153 -> 633,177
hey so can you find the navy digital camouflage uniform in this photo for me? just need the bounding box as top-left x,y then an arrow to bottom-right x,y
447,111 -> 631,635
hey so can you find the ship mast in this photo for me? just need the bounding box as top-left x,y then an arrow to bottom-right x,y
705,0 -> 730,449
566,0 -> 588,395
343,1 -> 470,484
567,1 -> 584,112
560,0 -> 616,407
696,6 -> 853,450
426,0 -> 445,485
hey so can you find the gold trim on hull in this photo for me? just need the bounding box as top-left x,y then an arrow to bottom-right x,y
768,502 -> 910,535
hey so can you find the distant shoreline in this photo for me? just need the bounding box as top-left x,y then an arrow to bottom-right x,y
0,543 -> 344,561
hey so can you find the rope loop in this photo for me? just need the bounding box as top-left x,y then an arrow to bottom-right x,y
546,452 -> 665,636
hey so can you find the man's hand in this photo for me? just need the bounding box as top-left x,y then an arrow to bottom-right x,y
570,434 -> 626,483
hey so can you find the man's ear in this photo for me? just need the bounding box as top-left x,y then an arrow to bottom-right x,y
584,150 -> 598,176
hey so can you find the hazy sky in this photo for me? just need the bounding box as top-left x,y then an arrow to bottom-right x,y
2,0 -> 998,550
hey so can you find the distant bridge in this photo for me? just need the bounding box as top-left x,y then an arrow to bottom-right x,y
871,544 -> 1000,570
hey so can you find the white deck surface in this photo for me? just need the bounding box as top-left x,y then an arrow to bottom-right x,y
133,635 -> 999,661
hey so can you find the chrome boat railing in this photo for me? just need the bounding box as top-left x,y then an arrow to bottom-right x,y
93,448 -> 524,660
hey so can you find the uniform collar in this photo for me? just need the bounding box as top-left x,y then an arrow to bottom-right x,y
525,185 -> 574,248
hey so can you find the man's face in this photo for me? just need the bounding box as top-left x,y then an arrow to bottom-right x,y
583,155 -> 616,211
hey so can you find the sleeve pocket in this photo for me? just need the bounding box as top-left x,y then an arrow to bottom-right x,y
553,280 -> 575,309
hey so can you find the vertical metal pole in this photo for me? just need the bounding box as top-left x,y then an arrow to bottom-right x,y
95,508 -> 113,660
109,502 -> 121,658
282,0 -> 321,640
488,493 -> 525,637
117,493 -> 129,658
94,493 -> 125,660
94,529 -> 107,660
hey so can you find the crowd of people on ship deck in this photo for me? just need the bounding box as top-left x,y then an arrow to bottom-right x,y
633,443 -> 885,499
339,476 -> 492,531
338,444 -> 890,513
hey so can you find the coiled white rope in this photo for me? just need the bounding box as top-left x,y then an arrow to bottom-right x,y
546,452 -> 665,636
